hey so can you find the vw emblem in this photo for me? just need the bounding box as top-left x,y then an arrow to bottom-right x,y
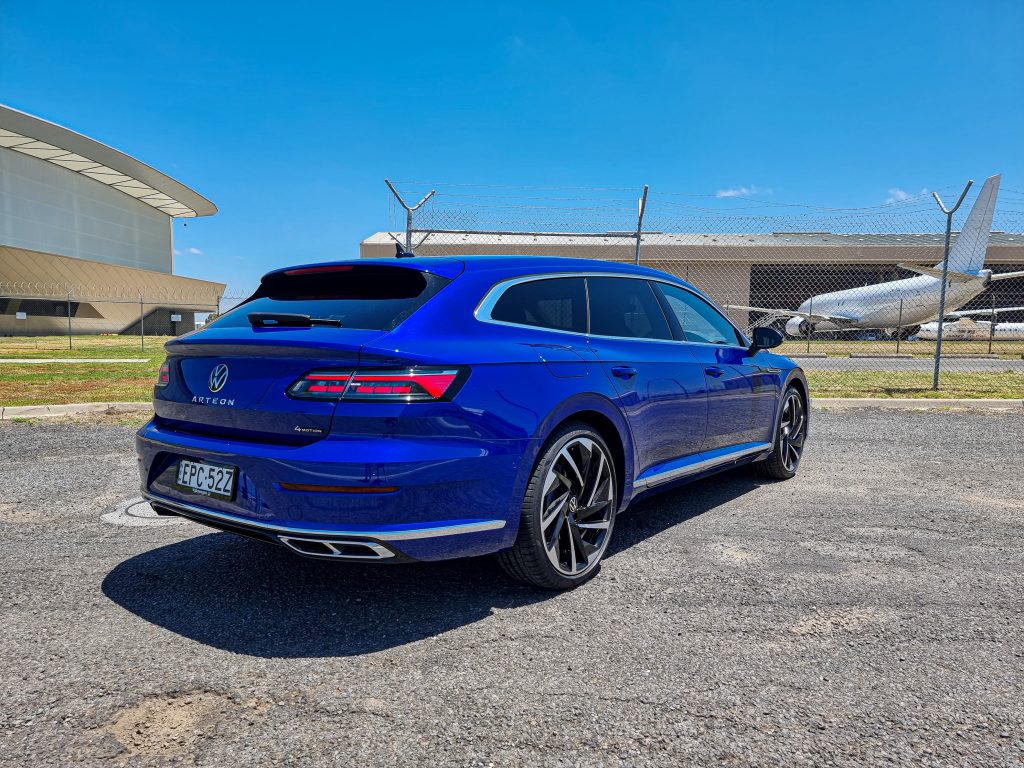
208,363 -> 229,393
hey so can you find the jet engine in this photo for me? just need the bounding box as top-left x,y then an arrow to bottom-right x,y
785,317 -> 809,337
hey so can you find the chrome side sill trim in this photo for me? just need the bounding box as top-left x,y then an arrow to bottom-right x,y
143,493 -> 506,540
634,442 -> 772,490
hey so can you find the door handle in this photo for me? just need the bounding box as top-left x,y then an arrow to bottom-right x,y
611,366 -> 637,379
705,366 -> 725,377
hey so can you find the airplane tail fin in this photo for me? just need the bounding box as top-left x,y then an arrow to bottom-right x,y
936,174 -> 1000,274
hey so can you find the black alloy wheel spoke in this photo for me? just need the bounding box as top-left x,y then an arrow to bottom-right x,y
541,436 -> 615,575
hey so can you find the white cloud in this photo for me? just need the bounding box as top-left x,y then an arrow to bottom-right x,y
186,247 -> 203,255
716,185 -> 767,199
885,187 -> 928,204
173,248 -> 182,257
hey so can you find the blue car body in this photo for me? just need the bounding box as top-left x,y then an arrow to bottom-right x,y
136,256 -> 806,564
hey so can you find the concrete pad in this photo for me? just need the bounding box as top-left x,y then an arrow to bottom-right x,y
813,397 -> 1022,411
848,353 -> 913,359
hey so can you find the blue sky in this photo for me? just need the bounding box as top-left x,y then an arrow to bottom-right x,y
2,1 -> 1022,294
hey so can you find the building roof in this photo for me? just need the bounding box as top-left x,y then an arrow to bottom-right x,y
0,104 -> 216,218
360,230 -> 1024,265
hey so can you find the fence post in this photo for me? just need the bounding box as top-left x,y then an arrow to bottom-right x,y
384,180 -> 435,255
806,296 -> 813,353
67,292 -> 73,351
634,184 -> 649,265
988,291 -> 996,354
931,180 -> 973,390
139,295 -> 145,352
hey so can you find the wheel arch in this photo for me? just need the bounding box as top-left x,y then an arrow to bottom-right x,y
777,368 -> 810,440
528,393 -> 634,514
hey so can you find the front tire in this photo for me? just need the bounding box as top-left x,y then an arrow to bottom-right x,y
498,423 -> 617,590
753,385 -> 807,480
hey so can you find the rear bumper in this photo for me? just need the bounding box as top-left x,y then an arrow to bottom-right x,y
136,420 -> 530,561
145,492 -> 507,562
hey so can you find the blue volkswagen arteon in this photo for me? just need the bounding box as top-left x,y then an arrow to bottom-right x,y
137,256 -> 807,589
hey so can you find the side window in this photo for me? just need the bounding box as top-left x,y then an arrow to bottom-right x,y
656,283 -> 745,346
490,277 -> 587,333
587,277 -> 672,340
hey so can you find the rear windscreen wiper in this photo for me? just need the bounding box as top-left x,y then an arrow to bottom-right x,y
248,312 -> 343,328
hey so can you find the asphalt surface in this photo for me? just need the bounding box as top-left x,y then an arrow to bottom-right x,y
0,409 -> 1022,767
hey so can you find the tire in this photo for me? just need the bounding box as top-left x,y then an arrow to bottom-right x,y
498,422 -> 618,590
753,385 -> 807,480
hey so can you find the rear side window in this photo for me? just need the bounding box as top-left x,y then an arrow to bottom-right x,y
490,277 -> 587,333
587,277 -> 672,340
210,265 -> 450,331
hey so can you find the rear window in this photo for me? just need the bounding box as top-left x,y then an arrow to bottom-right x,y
210,265 -> 450,331
490,277 -> 587,333
587,277 -> 672,340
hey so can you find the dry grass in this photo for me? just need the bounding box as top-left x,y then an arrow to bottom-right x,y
779,338 -> 1024,359
810,370 -> 1024,399
0,335 -> 173,359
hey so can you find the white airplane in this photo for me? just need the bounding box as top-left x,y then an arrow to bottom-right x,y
916,305 -> 1024,341
728,175 -> 1024,337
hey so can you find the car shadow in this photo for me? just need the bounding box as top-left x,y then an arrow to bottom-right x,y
101,469 -> 765,658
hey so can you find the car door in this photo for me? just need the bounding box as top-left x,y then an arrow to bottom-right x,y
584,276 -> 709,476
652,281 -> 779,451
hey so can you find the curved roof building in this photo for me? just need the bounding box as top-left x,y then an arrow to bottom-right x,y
0,104 -> 225,335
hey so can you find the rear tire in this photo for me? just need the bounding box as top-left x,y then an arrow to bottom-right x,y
753,386 -> 807,480
498,423 -> 617,590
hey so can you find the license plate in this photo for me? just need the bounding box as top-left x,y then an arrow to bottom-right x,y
176,459 -> 237,500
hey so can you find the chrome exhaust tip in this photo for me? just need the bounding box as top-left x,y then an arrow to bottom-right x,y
277,535 -> 395,560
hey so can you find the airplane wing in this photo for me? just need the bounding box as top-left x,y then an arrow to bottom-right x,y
898,263 -> 978,283
723,305 -> 862,326
947,305 -> 1024,318
989,270 -> 1024,282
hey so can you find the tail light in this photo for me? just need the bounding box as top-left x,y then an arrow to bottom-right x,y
156,361 -> 170,388
288,367 -> 466,402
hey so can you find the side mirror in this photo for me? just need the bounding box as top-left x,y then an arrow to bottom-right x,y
750,326 -> 784,351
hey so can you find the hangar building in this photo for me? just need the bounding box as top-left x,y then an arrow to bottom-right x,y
0,104 -> 225,335
360,231 -> 1024,329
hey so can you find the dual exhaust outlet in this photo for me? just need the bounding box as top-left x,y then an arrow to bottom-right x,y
277,535 -> 395,560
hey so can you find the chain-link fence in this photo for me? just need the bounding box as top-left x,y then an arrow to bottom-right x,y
379,181 -> 1024,397
0,281 -> 220,354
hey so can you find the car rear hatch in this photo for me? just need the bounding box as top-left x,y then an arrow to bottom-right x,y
154,260 -> 462,444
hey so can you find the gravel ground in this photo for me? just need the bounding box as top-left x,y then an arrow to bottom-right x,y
0,409 -> 1022,767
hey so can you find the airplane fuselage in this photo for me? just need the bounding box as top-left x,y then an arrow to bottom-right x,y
785,273 -> 992,336
917,320 -> 1024,341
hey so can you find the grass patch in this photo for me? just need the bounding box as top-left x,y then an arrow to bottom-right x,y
810,370 -> 1024,399
0,336 -> 1020,406
0,361 -> 161,406
779,339 -> 1024,359
0,335 -> 173,359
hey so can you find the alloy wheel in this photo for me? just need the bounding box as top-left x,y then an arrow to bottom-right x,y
539,436 -> 615,576
778,391 -> 806,472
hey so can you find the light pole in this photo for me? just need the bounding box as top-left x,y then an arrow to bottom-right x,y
931,180 -> 973,390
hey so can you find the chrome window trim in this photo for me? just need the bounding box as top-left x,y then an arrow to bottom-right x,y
474,271 -> 751,347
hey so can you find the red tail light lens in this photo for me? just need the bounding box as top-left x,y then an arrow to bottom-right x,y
156,361 -> 170,388
288,367 -> 466,401
347,370 -> 462,400
288,371 -> 352,399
